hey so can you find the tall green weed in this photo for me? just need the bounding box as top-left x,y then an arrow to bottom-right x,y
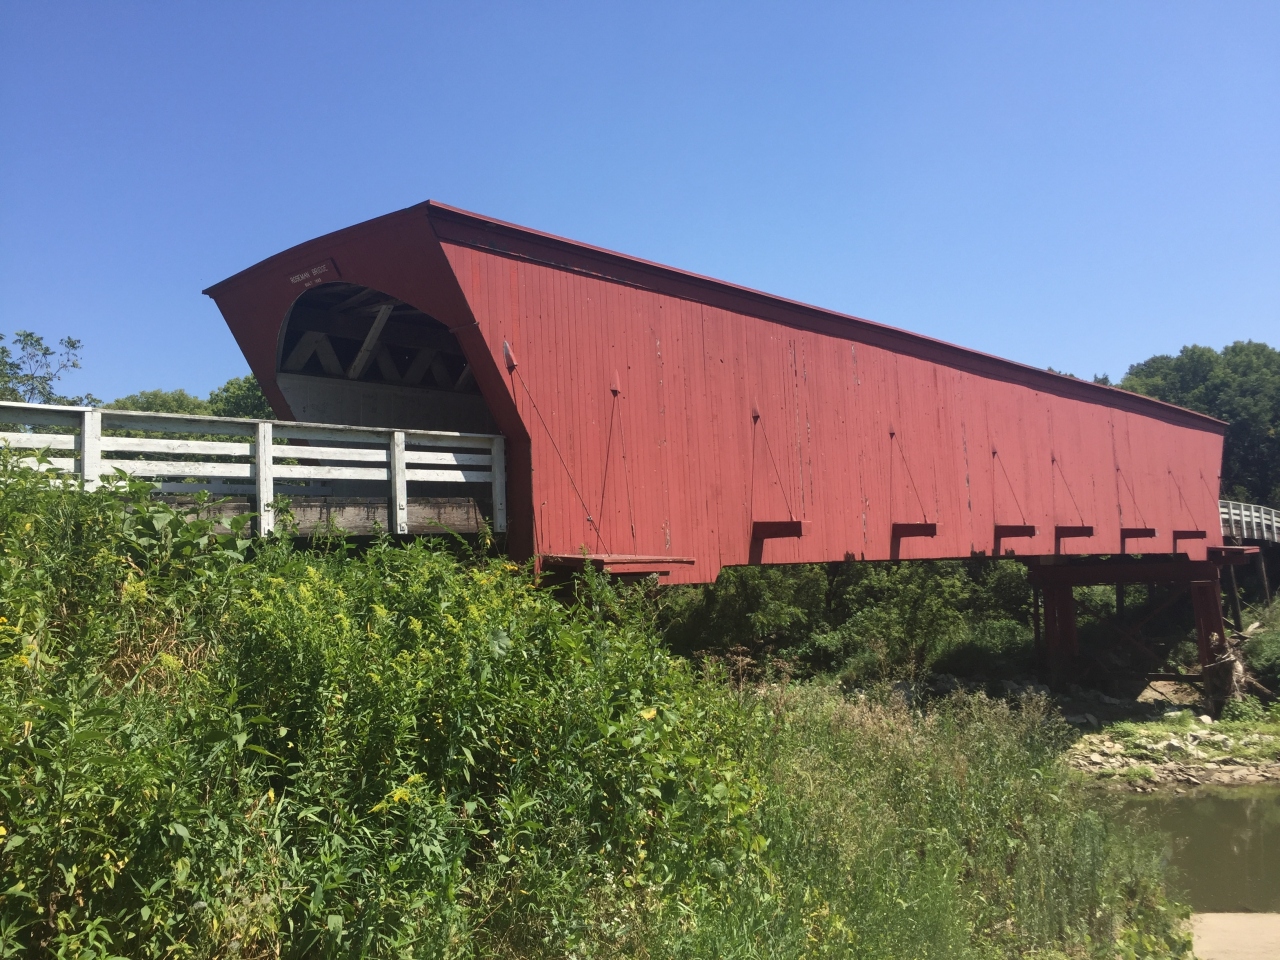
0,458 -> 1190,957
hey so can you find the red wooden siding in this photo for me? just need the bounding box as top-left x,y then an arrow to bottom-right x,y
205,201 -> 1226,584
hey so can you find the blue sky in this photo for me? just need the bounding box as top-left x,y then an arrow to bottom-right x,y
1,2 -> 1277,402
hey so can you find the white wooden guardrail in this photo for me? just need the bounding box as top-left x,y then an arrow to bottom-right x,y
1220,499 -> 1279,545
0,400 -> 505,536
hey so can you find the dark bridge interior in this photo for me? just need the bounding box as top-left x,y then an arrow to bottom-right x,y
275,282 -> 497,434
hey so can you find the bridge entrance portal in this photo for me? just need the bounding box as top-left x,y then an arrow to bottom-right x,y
276,282 -> 497,435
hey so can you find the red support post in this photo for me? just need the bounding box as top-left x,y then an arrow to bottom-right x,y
1189,577 -> 1227,667
1041,583 -> 1079,677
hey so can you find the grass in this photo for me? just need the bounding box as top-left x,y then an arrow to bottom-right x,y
0,456 -> 1192,958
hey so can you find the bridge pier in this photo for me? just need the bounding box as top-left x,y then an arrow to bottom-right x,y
1040,582 -> 1080,679
1029,557 -> 1234,678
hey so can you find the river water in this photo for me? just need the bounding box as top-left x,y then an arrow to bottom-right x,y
1124,785 -> 1280,912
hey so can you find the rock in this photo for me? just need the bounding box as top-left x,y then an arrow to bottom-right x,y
1162,739 -> 1189,754
1084,713 -> 1099,729
1198,714 -> 1214,724
930,673 -> 961,693
1065,714 -> 1090,726
1089,752 -> 1104,763
1099,693 -> 1126,705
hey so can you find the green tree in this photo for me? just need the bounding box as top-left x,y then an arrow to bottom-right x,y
106,375 -> 274,419
105,388 -> 210,415
207,374 -> 273,419
0,330 -> 97,405
1121,341 -> 1280,506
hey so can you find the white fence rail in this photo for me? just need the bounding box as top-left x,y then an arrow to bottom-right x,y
1220,499 -> 1279,545
0,400 -> 506,536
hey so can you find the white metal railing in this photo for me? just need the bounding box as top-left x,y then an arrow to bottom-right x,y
0,400 -> 506,536
1220,499 -> 1279,544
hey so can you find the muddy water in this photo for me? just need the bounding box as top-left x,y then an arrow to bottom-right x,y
1125,785 -> 1280,912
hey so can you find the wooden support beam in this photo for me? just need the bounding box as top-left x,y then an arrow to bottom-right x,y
79,409 -> 101,490
1120,527 -> 1158,553
1042,583 -> 1079,677
994,523 -> 1035,556
1054,525 -> 1094,554
255,420 -> 274,536
1173,529 -> 1208,554
375,345 -> 402,384
402,348 -> 435,386
752,520 -> 810,539
284,331 -> 346,376
347,303 -> 394,380
1226,563 -> 1244,632
454,364 -> 474,391
313,335 -> 344,376
889,522 -> 936,560
390,431 -> 408,535
1029,559 -> 1222,587
328,287 -> 379,313
490,436 -> 507,533
1207,544 -> 1259,564
749,519 -> 811,564
430,354 -> 453,389
1190,578 -> 1227,666
283,330 -> 325,371
891,522 -> 937,538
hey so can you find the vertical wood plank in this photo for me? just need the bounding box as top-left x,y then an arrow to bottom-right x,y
390,430 -> 408,534
491,435 -> 507,533
79,409 -> 101,490
255,420 -> 274,536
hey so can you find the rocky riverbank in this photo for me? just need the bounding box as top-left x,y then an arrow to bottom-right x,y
1067,710 -> 1280,792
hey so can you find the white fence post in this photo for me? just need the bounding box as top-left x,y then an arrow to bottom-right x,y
79,409 -> 101,490
255,420 -> 274,536
390,430 -> 408,534
491,435 -> 507,533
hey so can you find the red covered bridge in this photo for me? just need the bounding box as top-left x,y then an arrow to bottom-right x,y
205,201 -> 1239,666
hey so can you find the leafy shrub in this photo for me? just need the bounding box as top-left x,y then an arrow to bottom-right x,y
0,459 -> 1191,957
1220,694 -> 1266,724
661,559 -> 1035,683
1243,600 -> 1280,688
0,458 -> 761,956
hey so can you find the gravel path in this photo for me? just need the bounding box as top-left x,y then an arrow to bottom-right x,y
1193,914 -> 1280,959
